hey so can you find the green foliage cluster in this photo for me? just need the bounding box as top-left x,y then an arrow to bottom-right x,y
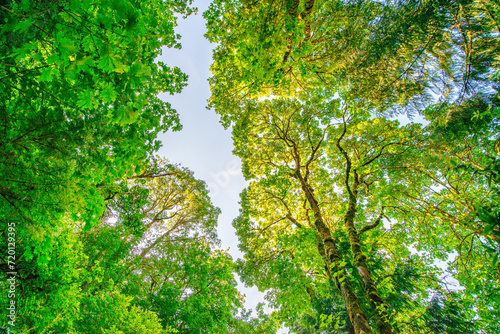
2,0 -> 500,333
0,0 -> 246,333
204,0 -> 500,333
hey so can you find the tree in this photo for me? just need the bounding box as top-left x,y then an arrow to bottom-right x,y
0,0 -> 242,331
0,0 -> 192,250
204,0 -> 464,126
205,1 -> 500,332
85,159 -> 245,334
2,157 -> 245,332
229,96 -> 451,333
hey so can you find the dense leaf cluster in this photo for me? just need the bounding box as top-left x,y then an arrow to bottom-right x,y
0,0 -> 246,333
2,0 -> 500,333
205,0 -> 500,333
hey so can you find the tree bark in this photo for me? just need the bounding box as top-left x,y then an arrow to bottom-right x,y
295,169 -> 373,334
344,175 -> 393,334
336,122 -> 394,334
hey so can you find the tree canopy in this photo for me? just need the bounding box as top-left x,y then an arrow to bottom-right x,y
204,0 -> 499,333
2,0 -> 500,333
1,0 -> 245,332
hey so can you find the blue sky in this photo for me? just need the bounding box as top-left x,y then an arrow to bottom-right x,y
155,0 -> 271,315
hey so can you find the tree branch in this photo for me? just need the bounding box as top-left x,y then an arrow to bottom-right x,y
359,208 -> 385,236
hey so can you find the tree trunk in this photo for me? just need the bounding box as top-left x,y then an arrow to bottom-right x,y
295,169 -> 373,334
344,179 -> 393,334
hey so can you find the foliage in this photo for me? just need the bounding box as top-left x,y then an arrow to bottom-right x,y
0,0 -> 192,284
1,157 -> 244,332
0,0 -> 244,332
2,0 -> 500,333
77,289 -> 174,334
204,0 -> 500,333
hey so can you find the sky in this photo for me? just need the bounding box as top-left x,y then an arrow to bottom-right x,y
155,0 -> 271,316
